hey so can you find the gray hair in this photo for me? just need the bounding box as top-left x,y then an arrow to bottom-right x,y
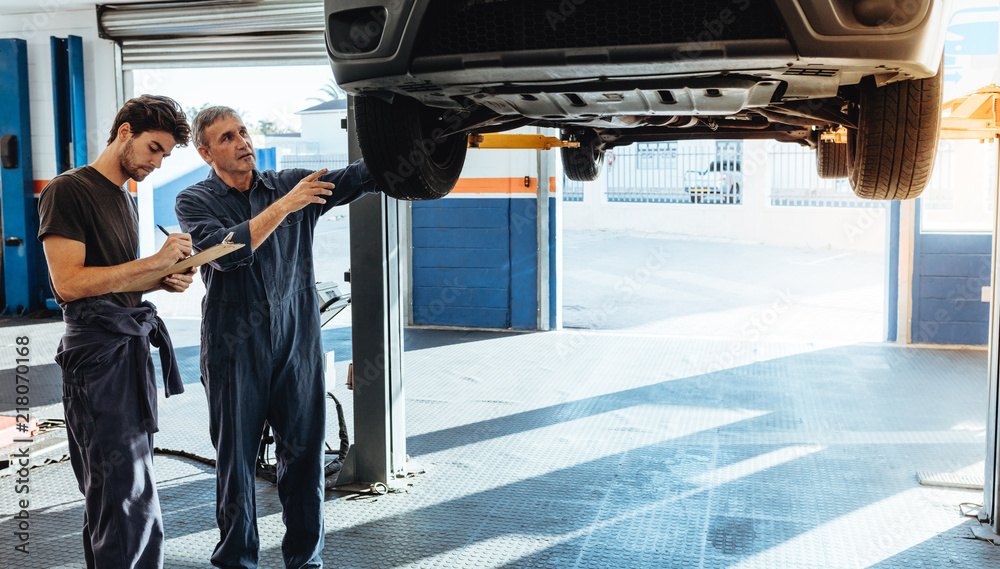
192,105 -> 241,148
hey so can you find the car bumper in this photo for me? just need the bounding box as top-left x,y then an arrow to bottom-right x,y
325,0 -> 949,96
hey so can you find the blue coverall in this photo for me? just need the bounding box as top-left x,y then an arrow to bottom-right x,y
175,162 -> 378,568
57,298 -> 183,568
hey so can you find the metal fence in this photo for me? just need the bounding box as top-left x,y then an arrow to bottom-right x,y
768,142 -> 883,208
279,145 -> 955,210
563,176 -> 584,201
278,153 -> 350,171
768,141 -> 956,208
605,141 -> 743,204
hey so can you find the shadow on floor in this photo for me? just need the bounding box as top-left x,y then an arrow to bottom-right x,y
6,330 -> 994,569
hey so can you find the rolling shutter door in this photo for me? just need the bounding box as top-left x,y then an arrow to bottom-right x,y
98,0 -> 327,69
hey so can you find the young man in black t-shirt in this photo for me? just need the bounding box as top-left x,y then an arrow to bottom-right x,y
37,95 -> 195,569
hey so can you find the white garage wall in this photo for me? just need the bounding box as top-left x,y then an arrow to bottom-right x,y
298,110 -> 350,155
0,6 -> 120,181
563,140 -> 887,253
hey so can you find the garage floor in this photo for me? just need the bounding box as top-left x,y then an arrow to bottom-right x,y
2,231 -> 998,568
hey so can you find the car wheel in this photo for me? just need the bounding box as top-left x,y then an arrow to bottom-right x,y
816,138 -> 848,179
847,69 -> 942,200
354,95 -> 468,200
561,129 -> 605,182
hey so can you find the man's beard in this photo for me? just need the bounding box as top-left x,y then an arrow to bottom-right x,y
119,139 -> 148,182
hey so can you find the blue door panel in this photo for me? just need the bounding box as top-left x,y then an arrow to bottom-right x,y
412,247 -> 509,269
919,276 -> 990,300
919,254 -> 991,278
411,227 -> 510,249
911,201 -> 992,345
412,286 -> 509,309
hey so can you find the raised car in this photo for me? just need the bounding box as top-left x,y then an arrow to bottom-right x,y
325,0 -> 950,201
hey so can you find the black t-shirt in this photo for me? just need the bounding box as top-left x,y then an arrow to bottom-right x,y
37,165 -> 142,308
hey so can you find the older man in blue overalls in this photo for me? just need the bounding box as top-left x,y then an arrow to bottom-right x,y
175,106 -> 378,568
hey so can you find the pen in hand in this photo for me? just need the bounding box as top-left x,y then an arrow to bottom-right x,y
156,223 -> 201,253
157,224 -> 196,260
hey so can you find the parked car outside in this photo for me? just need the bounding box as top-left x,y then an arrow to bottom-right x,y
325,0 -> 951,201
685,160 -> 743,204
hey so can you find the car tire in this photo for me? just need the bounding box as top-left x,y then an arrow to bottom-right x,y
816,138 -> 848,179
354,95 -> 468,200
561,129 -> 605,182
847,70 -> 942,200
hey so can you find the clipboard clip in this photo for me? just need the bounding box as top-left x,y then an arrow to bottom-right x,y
222,232 -> 235,245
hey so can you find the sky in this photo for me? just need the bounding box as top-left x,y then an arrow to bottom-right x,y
132,64 -> 340,192
131,64 -> 337,134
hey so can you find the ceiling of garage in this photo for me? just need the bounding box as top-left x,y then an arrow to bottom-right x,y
0,0 -> 238,16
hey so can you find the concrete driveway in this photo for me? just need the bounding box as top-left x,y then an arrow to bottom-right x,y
562,229 -> 885,344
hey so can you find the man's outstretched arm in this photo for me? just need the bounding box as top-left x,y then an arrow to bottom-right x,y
247,169 -> 335,249
316,160 -> 379,214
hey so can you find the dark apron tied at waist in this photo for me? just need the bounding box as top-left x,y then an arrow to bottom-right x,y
58,299 -> 184,433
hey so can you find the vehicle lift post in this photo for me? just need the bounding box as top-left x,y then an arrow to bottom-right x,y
50,35 -> 88,175
339,96 -> 408,487
0,39 -> 38,315
339,129 -> 574,486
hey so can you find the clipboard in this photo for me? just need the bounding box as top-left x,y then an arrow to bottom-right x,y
115,232 -> 245,292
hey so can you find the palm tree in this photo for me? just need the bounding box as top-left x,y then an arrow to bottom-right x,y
309,79 -> 345,103
186,102 -> 213,120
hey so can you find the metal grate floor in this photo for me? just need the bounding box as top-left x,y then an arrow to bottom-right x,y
1,326 -> 998,568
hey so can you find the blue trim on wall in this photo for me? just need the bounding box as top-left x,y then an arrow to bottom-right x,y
256,147 -> 277,171
885,201 -> 900,342
155,164 -> 211,227
911,199 -> 992,345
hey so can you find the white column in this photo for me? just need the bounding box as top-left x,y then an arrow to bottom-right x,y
537,146 -> 550,331
136,179 -> 155,258
897,199 -> 917,344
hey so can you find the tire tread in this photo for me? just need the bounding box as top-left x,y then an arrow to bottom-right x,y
849,71 -> 941,201
355,97 -> 465,201
816,138 -> 848,179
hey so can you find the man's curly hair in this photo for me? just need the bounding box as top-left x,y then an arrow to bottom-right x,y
107,94 -> 190,146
